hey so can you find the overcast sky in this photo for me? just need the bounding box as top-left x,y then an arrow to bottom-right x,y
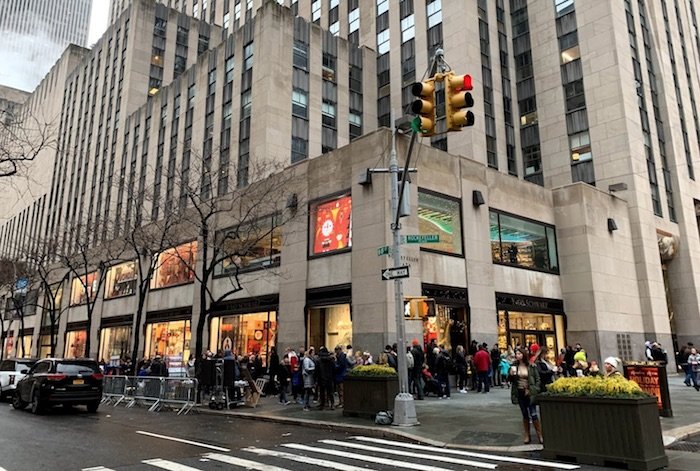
88,0 -> 111,46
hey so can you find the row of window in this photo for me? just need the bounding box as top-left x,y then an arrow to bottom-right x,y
39,189 -> 560,310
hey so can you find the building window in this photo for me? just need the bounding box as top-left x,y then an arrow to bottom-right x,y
216,215 -> 282,275
427,0 -> 442,28
309,194 -> 352,256
145,320 -> 191,375
377,29 -> 390,55
349,8 -> 360,34
210,312 -> 277,365
99,326 -> 131,363
105,261 -> 137,299
401,14 -> 415,42
151,241 -> 198,289
70,272 -> 99,306
312,0 -> 321,23
65,331 -> 87,359
417,190 -> 463,255
490,210 -> 559,273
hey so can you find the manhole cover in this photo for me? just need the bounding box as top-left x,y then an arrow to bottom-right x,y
667,441 -> 700,452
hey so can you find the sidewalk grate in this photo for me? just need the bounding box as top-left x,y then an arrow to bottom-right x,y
667,441 -> 700,453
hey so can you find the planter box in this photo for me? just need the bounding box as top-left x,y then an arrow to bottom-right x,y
539,395 -> 668,471
342,375 -> 398,419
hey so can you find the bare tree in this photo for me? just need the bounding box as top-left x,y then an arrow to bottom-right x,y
0,108 -> 57,178
55,220 -> 127,358
167,158 -> 303,358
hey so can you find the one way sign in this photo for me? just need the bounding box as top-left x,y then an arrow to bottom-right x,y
381,266 -> 410,280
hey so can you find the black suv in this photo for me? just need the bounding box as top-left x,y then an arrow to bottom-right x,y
12,358 -> 103,414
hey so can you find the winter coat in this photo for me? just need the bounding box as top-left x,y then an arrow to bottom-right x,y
318,351 -> 335,385
454,350 -> 467,374
509,362 -> 541,405
302,356 -> 316,388
334,352 -> 348,383
473,349 -> 491,373
688,353 -> 700,372
277,364 -> 290,387
411,346 -> 425,373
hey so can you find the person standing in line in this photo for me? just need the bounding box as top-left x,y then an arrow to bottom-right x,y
603,357 -> 623,379
317,346 -> 335,410
473,344 -> 491,393
301,349 -> 316,411
278,356 -> 290,405
455,345 -> 468,393
410,339 -> 425,400
490,344 -> 502,387
406,345 -> 415,393
333,345 -> 348,407
434,347 -> 452,399
687,347 -> 700,391
509,347 -> 543,444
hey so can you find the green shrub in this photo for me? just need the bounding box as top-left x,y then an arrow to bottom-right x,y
347,364 -> 397,377
544,375 -> 651,399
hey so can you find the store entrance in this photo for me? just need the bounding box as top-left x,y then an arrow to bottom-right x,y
509,331 -> 556,353
307,304 -> 352,350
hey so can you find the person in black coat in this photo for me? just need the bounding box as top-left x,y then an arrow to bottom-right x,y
410,340 -> 425,400
317,347 -> 335,410
277,356 -> 290,405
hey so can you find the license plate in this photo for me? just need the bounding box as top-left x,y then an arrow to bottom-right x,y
73,379 -> 85,385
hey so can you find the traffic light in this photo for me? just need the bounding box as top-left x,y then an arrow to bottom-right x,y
404,297 -> 436,320
410,79 -> 436,136
445,72 -> 475,131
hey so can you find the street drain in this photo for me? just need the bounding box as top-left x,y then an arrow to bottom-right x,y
667,441 -> 700,453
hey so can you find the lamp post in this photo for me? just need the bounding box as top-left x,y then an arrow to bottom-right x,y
389,117 -> 419,427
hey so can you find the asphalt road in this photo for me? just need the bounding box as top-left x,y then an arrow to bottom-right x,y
0,400 -> 605,471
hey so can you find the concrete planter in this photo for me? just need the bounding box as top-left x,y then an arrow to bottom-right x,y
539,395 -> 668,471
342,375 -> 398,419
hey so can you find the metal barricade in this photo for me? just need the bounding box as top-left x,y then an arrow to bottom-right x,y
126,376 -> 165,412
102,375 -> 129,406
160,377 -> 198,415
104,376 -> 199,415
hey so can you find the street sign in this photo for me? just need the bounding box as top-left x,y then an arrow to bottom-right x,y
377,246 -> 391,256
381,266 -> 410,280
404,234 -> 440,244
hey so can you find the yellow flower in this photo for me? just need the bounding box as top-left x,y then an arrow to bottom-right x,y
545,375 -> 646,398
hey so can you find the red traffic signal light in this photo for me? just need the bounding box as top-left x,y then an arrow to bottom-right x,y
410,79 -> 436,136
446,72 -> 475,131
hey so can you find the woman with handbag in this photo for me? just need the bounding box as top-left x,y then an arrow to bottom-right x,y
509,347 -> 543,444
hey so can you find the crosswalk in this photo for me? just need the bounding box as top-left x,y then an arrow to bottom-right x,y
81,435 -> 581,471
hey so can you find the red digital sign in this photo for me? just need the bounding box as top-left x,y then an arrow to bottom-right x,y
312,195 -> 352,255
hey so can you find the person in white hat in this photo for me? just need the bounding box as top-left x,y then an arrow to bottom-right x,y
603,357 -> 622,378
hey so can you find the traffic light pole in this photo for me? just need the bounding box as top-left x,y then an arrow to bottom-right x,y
389,116 -> 419,427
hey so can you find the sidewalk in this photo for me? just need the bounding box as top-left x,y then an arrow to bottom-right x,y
205,375 -> 700,452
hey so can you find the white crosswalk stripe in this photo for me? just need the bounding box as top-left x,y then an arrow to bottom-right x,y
318,439 -> 498,469
93,434 -> 584,471
242,446 -> 377,471
142,458 -> 204,471
203,453 -> 293,471
350,436 -> 581,469
282,442 -> 483,471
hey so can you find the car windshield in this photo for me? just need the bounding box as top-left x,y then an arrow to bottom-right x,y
56,362 -> 100,375
0,360 -> 15,371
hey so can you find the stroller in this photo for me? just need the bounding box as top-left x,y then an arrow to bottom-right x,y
422,368 -> 442,397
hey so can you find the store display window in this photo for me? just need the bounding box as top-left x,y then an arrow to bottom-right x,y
422,305 -> 468,352
309,194 -> 352,256
39,334 -> 54,359
210,311 -> 277,366
105,261 -> 137,299
307,305 -> 352,351
145,320 -> 191,376
490,210 -> 559,273
151,241 -> 197,290
417,190 -> 464,255
99,325 -> 132,362
64,330 -> 87,358
70,271 -> 99,306
217,215 -> 283,275
497,310 -> 564,362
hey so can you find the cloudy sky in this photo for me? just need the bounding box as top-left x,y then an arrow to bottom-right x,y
0,0 -> 111,92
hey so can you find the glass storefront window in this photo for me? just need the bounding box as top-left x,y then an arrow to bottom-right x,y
309,194 -> 352,256
490,210 -> 559,273
39,334 -> 55,359
307,305 -> 352,351
210,311 -> 277,366
145,320 -> 191,376
70,272 -> 99,306
497,310 -> 563,363
64,330 -> 87,358
417,190 -> 463,255
105,261 -> 137,299
151,241 -> 197,290
423,305 -> 468,352
217,215 -> 283,275
99,326 -> 132,362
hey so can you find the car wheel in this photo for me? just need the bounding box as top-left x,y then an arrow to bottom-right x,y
12,392 -> 27,410
86,401 -> 99,413
30,391 -> 43,415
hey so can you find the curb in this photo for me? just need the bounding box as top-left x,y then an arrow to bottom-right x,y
663,423 -> 700,447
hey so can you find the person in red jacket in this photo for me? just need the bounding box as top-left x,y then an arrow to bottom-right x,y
473,343 -> 491,393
